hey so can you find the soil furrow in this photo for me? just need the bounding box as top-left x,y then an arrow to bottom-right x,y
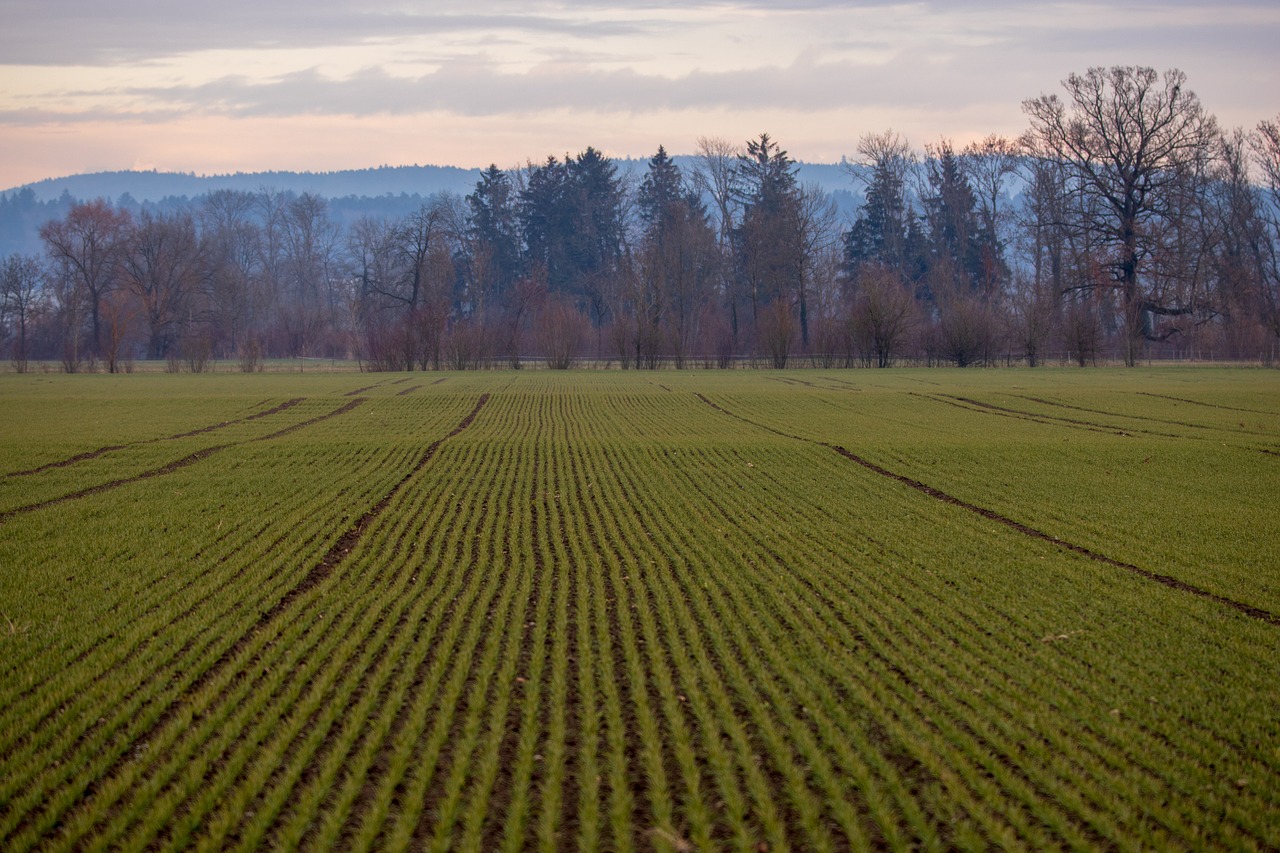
0,444 -> 233,520
169,397 -> 306,438
12,394 -> 491,845
1016,394 -> 1258,436
0,487 -> 355,731
252,397 -> 366,442
6,397 -> 305,477
824,442 -> 1280,625
666,450 -> 1108,848
0,398 -> 359,521
1137,391 -> 1280,416
928,393 -> 1135,436
218,517 -> 449,850
254,395 -> 486,629
6,442 -> 130,477
695,393 -> 1280,627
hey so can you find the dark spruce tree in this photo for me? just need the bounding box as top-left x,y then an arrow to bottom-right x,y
465,164 -> 522,306
733,134 -> 803,339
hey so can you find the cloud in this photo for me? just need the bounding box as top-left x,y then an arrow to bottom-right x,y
10,51 -> 1018,124
2,0 -> 1278,189
12,1 -> 1274,67
0,1 -> 657,66
6,6 -> 1272,132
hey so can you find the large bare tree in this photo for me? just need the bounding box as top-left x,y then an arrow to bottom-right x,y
1022,66 -> 1219,365
1251,115 -> 1280,354
39,199 -> 131,365
1,253 -> 45,371
118,210 -> 204,359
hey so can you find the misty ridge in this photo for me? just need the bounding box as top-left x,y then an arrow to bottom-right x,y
0,160 -> 865,258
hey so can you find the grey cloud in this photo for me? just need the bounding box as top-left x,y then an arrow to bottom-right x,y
1,1 -> 655,66
5,1 -> 1275,130
15,1 -> 1277,67
27,51 -> 1011,121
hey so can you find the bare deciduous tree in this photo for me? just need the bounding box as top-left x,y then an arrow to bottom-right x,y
537,296 -> 588,369
1,253 -> 45,371
1251,115 -> 1280,357
691,136 -> 742,253
40,199 -> 131,365
849,264 -> 917,368
961,134 -> 1020,252
118,210 -> 204,360
1023,66 -> 1220,365
201,190 -> 265,360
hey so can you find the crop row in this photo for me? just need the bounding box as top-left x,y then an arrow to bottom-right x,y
698,376 -> 1280,614
0,391 -> 480,847
577,388 -> 1277,848
1,370 -> 1275,850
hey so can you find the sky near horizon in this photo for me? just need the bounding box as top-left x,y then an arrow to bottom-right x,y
1,1 -> 1277,190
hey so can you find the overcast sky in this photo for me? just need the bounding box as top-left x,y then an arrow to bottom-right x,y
2,1 -> 1277,189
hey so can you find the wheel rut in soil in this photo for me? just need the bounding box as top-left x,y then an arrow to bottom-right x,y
1137,391 -> 1280,417
917,392 -> 1135,436
0,399 -> 361,522
24,394 -> 491,844
694,393 -> 1280,627
5,397 -> 305,478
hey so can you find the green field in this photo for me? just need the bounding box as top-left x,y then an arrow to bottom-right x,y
1,368 -> 1277,851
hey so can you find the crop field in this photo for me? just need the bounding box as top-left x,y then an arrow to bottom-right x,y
0,367 -> 1277,851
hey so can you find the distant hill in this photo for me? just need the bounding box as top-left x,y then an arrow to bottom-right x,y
7,159 -> 862,204
7,164 -> 490,205
0,159 -> 865,257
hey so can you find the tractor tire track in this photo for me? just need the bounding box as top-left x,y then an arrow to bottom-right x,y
253,394 -> 487,629
334,444 -> 504,849
1015,394 -> 1264,437
695,393 -> 1280,627
1137,391 -> 1280,417
0,399 -> 363,522
6,397 -> 305,478
921,393 -> 1145,437
168,397 -> 306,438
17,394 -> 490,846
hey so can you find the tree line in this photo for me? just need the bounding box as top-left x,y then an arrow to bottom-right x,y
4,66 -> 1279,372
